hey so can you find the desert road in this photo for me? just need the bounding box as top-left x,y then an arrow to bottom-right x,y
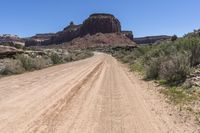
0,53 -> 196,133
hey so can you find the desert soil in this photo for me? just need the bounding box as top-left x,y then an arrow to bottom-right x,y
0,53 -> 198,133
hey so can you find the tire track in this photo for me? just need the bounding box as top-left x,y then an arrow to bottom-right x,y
24,62 -> 103,133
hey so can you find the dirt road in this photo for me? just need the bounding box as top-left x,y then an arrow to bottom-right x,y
0,53 -> 197,133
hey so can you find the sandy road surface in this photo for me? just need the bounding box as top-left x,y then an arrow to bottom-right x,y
0,53 -> 197,133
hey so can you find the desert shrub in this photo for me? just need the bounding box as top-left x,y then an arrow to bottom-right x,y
15,54 -> 51,71
14,44 -> 24,49
50,53 -> 63,64
64,55 -> 72,62
121,55 -> 133,63
0,49 -> 93,77
171,35 -> 178,41
174,38 -> 200,66
69,51 -> 94,61
130,60 -> 144,73
15,54 -> 36,71
145,57 -> 161,79
111,37 -> 200,86
0,62 -> 6,74
32,57 -> 53,69
1,59 -> 25,75
75,51 -> 92,60
159,53 -> 191,85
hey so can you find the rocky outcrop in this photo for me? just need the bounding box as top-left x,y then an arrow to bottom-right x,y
31,33 -> 55,41
80,13 -> 121,36
49,22 -> 81,44
121,31 -> 134,40
134,35 -> 171,44
25,22 -> 81,47
25,13 -> 134,47
60,33 -> 136,49
0,34 -> 25,46
0,45 -> 23,58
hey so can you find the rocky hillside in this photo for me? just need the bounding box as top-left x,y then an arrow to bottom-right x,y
0,45 -> 23,58
25,13 -> 134,47
0,34 -> 25,46
134,35 -> 171,44
61,33 -> 136,49
30,33 -> 55,41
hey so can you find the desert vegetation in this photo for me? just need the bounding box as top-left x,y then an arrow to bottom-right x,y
111,37 -> 200,122
113,37 -> 200,85
0,49 -> 93,76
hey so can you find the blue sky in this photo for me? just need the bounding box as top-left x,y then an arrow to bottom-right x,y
0,0 -> 200,37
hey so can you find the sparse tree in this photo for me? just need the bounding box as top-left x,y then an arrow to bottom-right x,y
171,35 -> 178,41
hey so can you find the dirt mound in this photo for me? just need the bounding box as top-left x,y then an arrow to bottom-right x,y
61,33 -> 136,49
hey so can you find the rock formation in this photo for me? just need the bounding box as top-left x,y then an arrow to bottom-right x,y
80,13 -> 121,36
0,45 -> 23,58
134,35 -> 171,44
49,22 -> 81,44
24,33 -> 55,46
55,33 -> 136,49
121,31 -> 134,40
0,34 -> 25,46
25,22 -> 82,47
31,33 -> 55,41
25,13 -> 134,47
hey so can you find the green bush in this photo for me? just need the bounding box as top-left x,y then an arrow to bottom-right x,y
32,57 -> 53,69
0,50 -> 93,77
50,53 -> 63,64
111,37 -> 200,87
171,35 -> 178,41
145,58 -> 161,79
15,54 -> 36,71
173,38 -> 200,66
15,54 -> 52,71
130,60 -> 144,73
69,51 -> 94,61
159,53 -> 191,85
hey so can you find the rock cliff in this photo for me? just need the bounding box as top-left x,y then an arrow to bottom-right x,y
134,35 -> 171,44
25,13 -> 134,47
80,13 -> 121,36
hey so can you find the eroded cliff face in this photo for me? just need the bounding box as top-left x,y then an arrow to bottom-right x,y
0,34 -> 25,46
80,13 -> 121,36
121,31 -> 134,40
25,13 -> 134,47
49,23 -> 81,44
134,35 -> 171,44
25,23 -> 81,46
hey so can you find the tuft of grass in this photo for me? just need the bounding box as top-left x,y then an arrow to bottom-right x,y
158,80 -> 168,85
130,61 -> 144,74
160,87 -> 198,105
0,50 -> 94,76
